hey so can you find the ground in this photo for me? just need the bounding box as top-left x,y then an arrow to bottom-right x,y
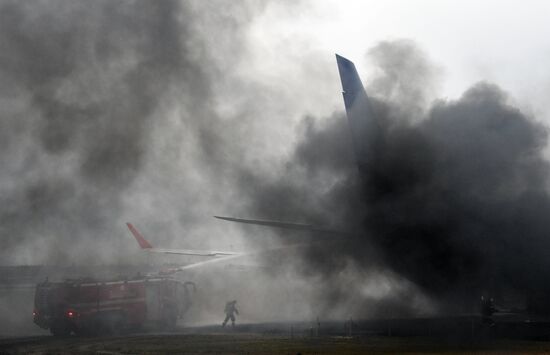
4,333 -> 550,354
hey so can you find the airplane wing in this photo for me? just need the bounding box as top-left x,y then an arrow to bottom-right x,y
145,254 -> 244,276
127,222 -> 314,275
165,243 -> 312,273
126,223 -> 240,257
213,216 -> 356,236
170,253 -> 244,271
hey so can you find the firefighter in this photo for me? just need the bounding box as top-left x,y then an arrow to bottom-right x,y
480,295 -> 497,326
222,300 -> 239,327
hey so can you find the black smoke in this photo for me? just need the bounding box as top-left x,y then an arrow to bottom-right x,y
241,40 -> 550,314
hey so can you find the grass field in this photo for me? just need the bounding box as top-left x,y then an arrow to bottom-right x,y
4,333 -> 550,354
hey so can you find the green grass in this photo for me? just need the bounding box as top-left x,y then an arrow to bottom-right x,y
6,333 -> 550,354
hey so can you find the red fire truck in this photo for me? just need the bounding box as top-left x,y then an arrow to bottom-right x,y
33,276 -> 195,335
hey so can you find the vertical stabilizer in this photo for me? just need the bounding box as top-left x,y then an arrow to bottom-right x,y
336,54 -> 380,172
127,223 -> 153,249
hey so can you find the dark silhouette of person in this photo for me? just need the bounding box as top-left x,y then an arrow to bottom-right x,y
222,300 -> 239,327
480,296 -> 497,326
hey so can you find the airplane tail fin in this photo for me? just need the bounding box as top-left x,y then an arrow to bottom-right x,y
336,54 -> 380,171
336,54 -> 367,113
126,223 -> 153,249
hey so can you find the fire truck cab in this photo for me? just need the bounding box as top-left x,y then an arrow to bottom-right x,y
33,276 -> 195,335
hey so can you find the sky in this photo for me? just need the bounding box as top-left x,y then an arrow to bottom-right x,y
248,0 -> 550,119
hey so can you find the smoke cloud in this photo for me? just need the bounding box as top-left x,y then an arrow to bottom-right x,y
240,40 -> 550,315
0,0 -> 267,264
1,0 -> 549,332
